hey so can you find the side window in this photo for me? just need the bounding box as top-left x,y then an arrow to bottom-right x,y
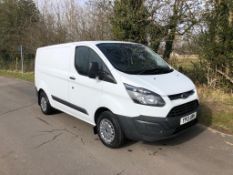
89,49 -> 104,67
75,46 -> 116,83
75,46 -> 90,76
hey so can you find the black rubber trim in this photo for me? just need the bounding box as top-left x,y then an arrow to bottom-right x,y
52,95 -> 88,115
116,100 -> 199,142
117,113 -> 198,142
167,100 -> 199,118
168,90 -> 195,100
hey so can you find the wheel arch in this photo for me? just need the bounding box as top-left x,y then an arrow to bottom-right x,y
37,88 -> 45,105
94,107 -> 111,124
36,80 -> 51,105
93,107 -> 112,134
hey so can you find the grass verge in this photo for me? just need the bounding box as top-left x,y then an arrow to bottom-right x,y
0,70 -> 34,82
198,86 -> 233,134
171,55 -> 233,134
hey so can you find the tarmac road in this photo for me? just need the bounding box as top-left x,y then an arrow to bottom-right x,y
0,76 -> 233,175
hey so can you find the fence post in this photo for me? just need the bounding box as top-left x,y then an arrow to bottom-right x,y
15,57 -> 18,71
20,45 -> 24,73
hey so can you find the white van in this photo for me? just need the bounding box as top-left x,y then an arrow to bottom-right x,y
35,41 -> 199,148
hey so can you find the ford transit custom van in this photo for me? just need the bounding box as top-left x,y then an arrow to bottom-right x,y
35,41 -> 199,148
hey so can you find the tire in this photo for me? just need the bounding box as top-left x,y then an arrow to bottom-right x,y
39,91 -> 54,115
97,111 -> 125,148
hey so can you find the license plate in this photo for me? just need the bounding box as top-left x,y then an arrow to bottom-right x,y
180,112 -> 197,125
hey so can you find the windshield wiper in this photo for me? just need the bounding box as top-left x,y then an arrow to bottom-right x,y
137,68 -> 173,75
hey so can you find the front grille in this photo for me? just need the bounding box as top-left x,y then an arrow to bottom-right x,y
167,100 -> 199,118
168,90 -> 194,100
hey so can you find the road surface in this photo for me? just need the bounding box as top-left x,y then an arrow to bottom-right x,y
0,76 -> 233,175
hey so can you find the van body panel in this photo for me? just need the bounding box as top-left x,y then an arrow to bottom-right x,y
35,46 -> 72,103
118,70 -> 195,96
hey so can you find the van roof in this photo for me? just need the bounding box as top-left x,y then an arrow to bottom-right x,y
38,41 -> 138,49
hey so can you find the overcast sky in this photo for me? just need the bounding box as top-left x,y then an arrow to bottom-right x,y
35,0 -> 87,9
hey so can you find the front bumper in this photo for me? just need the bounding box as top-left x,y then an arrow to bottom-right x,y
118,101 -> 199,142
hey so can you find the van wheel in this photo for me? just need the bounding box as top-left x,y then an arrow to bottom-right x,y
97,111 -> 125,148
39,91 -> 53,115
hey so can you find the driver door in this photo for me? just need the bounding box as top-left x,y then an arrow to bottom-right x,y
68,46 -> 104,124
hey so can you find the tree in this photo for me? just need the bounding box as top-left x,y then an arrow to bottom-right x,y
197,0 -> 233,87
159,0 -> 201,60
0,0 -> 40,70
38,0 -> 114,43
146,0 -> 167,52
111,0 -> 201,58
38,0 -> 68,45
0,0 -> 40,53
111,0 -> 150,44
83,0 -> 114,40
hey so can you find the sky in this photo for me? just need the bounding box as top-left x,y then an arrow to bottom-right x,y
35,0 -> 87,10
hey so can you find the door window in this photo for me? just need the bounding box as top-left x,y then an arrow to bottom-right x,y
75,46 -> 90,76
74,46 -> 116,83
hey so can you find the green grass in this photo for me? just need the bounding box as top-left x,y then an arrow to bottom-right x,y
198,87 -> 233,134
171,55 -> 233,134
199,104 -> 233,134
0,70 -> 34,82
170,54 -> 199,71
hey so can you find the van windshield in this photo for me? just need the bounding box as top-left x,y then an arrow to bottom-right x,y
97,43 -> 173,75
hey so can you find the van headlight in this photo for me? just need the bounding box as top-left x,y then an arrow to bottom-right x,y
124,84 -> 165,107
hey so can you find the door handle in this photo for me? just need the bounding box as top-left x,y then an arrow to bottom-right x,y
69,76 -> 76,80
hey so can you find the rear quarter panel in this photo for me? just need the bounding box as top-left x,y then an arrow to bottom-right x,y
35,46 -> 72,105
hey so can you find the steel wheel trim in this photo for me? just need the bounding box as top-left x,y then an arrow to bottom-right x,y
41,97 -> 47,112
99,118 -> 115,144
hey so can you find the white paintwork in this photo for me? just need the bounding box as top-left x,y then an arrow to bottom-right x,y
35,41 -> 199,126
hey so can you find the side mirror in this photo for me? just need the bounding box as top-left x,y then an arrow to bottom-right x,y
88,62 -> 99,78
